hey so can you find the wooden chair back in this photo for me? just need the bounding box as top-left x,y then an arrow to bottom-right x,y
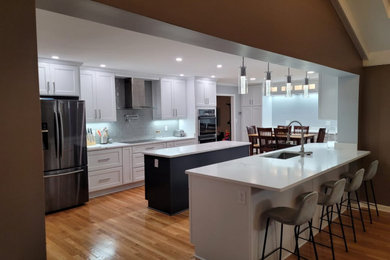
246,125 -> 256,134
273,128 -> 290,149
257,127 -> 274,153
317,128 -> 326,143
294,126 -> 309,134
277,125 -> 292,134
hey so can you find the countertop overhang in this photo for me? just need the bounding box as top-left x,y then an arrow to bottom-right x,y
185,143 -> 370,192
143,141 -> 251,158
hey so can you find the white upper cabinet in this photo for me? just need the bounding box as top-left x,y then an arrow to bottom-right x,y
80,70 -> 116,122
241,86 -> 262,107
38,60 -> 80,96
152,78 -> 187,120
241,105 -> 262,141
195,79 -> 216,107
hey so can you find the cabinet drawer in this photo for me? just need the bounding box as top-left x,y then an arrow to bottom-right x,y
175,139 -> 196,147
88,148 -> 122,171
132,153 -> 145,168
166,141 -> 175,148
89,167 -> 122,192
133,167 -> 145,182
132,143 -> 166,153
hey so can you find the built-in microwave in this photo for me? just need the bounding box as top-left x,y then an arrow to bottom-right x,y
198,109 -> 217,143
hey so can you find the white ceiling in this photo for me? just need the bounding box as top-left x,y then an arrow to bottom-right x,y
36,9 -> 317,85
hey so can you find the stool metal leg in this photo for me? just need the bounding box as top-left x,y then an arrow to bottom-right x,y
326,206 -> 335,260
294,225 -> 300,259
319,205 -> 325,232
261,218 -> 270,260
347,192 -> 357,242
308,220 -> 318,260
336,203 -> 348,252
364,181 -> 373,224
279,223 -> 283,260
370,180 -> 380,217
355,191 -> 366,232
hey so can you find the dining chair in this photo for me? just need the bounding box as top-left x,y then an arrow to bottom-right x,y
257,128 -> 275,153
247,126 -> 260,155
277,125 -> 292,134
294,126 -> 309,134
274,128 -> 292,150
317,128 -> 326,143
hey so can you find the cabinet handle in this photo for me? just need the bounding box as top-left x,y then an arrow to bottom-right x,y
97,158 -> 110,162
47,82 -> 50,94
145,147 -> 155,150
53,82 -> 56,94
99,109 -> 102,119
98,178 -> 111,183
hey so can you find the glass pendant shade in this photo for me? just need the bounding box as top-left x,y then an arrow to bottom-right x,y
286,69 -> 292,97
238,57 -> 248,94
303,75 -> 309,98
264,63 -> 272,96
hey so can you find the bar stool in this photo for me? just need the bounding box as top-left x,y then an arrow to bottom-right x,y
342,160 -> 379,224
322,169 -> 365,243
261,191 -> 318,260
313,179 -> 348,260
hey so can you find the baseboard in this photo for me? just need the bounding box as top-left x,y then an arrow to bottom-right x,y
353,202 -> 390,213
89,181 -> 145,198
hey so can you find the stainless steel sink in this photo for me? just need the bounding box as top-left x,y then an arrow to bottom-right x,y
263,152 -> 301,159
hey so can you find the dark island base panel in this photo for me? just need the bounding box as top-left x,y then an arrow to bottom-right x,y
145,145 -> 250,215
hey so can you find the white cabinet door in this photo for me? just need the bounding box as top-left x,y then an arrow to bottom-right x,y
80,70 -> 97,122
241,106 -> 252,142
252,106 -> 262,127
172,79 -> 187,118
205,81 -> 216,106
251,87 -> 263,106
38,62 -> 51,95
241,92 -> 252,107
195,80 -> 206,106
122,148 -> 132,184
160,79 -> 174,119
49,64 -> 80,96
95,72 -> 116,122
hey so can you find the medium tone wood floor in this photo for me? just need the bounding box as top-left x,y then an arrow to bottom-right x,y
46,186 -> 390,260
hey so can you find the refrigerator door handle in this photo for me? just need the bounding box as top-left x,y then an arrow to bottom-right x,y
54,111 -> 60,159
44,169 -> 84,178
58,109 -> 64,159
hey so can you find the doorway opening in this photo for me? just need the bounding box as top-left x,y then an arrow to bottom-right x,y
216,95 -> 234,141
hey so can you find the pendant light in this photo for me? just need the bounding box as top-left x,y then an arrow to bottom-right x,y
238,57 -> 248,94
286,67 -> 292,97
303,71 -> 309,98
264,62 -> 271,96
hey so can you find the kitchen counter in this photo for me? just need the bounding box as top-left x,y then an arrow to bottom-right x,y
187,143 -> 370,260
87,136 -> 196,151
186,143 -> 369,192
144,141 -> 251,215
143,141 -> 251,158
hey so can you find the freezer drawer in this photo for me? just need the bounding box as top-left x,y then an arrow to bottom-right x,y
44,167 -> 89,213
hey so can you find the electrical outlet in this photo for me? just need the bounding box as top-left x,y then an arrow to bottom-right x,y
154,159 -> 159,168
164,125 -> 168,131
238,190 -> 246,204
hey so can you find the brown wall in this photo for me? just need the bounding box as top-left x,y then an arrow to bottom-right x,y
0,1 -> 46,258
94,0 -> 362,75
359,65 -> 390,206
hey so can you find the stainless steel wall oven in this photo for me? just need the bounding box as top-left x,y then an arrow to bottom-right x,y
198,109 -> 217,143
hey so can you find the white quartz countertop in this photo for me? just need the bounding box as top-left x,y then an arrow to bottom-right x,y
87,136 -> 195,151
143,141 -> 251,158
185,143 -> 370,192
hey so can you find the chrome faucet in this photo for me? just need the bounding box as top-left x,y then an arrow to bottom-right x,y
286,120 -> 313,156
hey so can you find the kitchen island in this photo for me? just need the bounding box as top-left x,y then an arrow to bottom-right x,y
143,141 -> 251,215
186,143 -> 369,260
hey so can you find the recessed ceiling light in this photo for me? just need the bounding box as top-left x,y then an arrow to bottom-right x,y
217,64 -> 223,68
51,55 -> 59,59
100,64 -> 106,68
250,77 -> 256,81
176,57 -> 183,62
180,74 -> 184,77
211,75 -> 216,78
307,71 -> 315,74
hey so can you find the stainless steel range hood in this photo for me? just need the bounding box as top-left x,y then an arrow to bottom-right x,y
122,78 -> 152,109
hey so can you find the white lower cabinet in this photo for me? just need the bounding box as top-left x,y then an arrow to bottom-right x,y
89,167 -> 123,192
87,138 -> 195,194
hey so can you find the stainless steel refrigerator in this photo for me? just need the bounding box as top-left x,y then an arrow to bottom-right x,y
41,98 -> 89,213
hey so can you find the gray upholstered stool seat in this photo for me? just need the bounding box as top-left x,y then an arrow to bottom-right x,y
341,160 -> 380,224
261,191 -> 319,260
